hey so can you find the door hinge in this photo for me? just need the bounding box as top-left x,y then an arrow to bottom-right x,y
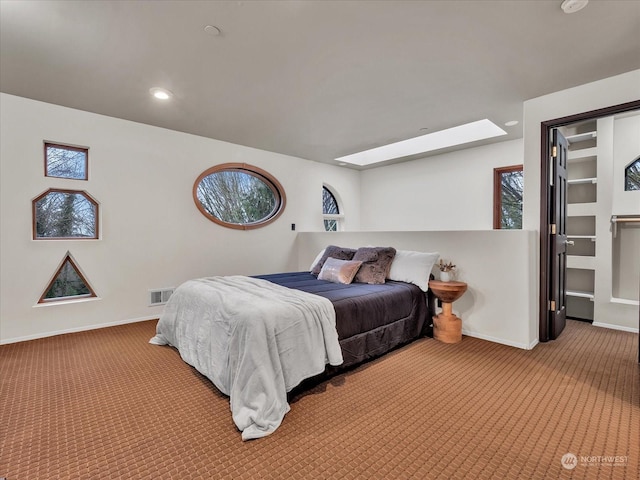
549,300 -> 556,311
551,146 -> 557,158
550,223 -> 556,235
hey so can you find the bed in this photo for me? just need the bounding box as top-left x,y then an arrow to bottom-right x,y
255,271 -> 434,368
150,246 -> 438,440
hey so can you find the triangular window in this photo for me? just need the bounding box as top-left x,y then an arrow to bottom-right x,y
39,253 -> 97,303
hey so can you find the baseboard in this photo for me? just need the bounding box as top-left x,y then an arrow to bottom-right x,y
461,329 -> 535,350
8,319 -> 629,347
591,322 -> 639,334
0,316 -> 158,345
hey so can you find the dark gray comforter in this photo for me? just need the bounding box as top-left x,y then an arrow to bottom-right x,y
255,272 -> 434,367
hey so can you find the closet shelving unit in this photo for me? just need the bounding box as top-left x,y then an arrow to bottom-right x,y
564,123 -> 598,320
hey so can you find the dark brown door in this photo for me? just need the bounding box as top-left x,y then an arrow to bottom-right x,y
539,101 -> 640,343
549,129 -> 569,339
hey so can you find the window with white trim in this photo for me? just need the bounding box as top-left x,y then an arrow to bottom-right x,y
322,185 -> 343,231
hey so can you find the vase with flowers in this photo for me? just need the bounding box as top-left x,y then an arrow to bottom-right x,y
438,259 -> 456,282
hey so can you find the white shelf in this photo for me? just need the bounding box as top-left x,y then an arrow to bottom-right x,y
567,177 -> 597,185
567,235 -> 596,241
610,297 -> 640,307
567,255 -> 596,270
568,147 -> 597,162
565,125 -> 599,316
567,235 -> 596,242
568,202 -> 597,216
567,290 -> 595,300
566,131 -> 597,144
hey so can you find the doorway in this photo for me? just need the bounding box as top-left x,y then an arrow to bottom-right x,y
538,99 -> 640,342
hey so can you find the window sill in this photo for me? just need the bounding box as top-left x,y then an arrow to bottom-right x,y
33,297 -> 102,308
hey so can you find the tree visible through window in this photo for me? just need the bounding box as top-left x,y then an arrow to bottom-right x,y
33,189 -> 99,239
39,253 -> 96,303
625,157 -> 640,191
45,143 -> 88,180
193,163 -> 286,230
494,165 -> 523,229
322,186 -> 340,231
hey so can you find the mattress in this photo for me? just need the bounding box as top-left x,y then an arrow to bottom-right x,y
255,271 -> 433,367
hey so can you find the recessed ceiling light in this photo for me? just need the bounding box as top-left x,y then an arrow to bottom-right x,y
149,87 -> 173,100
561,0 -> 588,14
504,120 -> 519,127
335,119 -> 507,166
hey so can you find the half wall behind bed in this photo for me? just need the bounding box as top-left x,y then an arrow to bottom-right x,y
296,230 -> 537,350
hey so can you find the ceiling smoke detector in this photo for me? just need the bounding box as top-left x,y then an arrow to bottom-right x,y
561,0 -> 589,14
204,25 -> 221,36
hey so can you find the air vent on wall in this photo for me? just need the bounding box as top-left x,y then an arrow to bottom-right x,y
149,288 -> 174,306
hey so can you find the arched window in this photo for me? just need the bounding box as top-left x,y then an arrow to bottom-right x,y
322,185 -> 342,231
625,157 -> 640,191
193,163 -> 286,230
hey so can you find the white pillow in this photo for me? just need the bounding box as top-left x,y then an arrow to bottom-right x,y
388,250 -> 440,292
309,248 -> 326,271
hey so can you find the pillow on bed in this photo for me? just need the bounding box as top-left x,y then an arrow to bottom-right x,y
388,250 -> 440,292
309,248 -> 326,271
318,257 -> 363,284
352,246 -> 396,285
311,245 -> 357,275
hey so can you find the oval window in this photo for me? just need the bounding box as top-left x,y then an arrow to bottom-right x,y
193,163 -> 286,230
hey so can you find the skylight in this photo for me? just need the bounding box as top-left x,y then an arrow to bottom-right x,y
335,119 -> 508,166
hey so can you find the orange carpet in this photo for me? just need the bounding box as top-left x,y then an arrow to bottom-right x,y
1,319 -> 638,480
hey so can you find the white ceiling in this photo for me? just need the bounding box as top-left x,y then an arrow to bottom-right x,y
1,0 -> 639,169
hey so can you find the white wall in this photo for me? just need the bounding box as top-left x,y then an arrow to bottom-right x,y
590,114 -> 640,331
353,136 -> 541,348
585,116 -> 640,332
0,93 -> 361,343
523,70 -> 640,232
297,230 -> 538,350
3,71 -> 639,345
359,139 -> 523,231
612,113 -> 640,215
357,70 -> 640,345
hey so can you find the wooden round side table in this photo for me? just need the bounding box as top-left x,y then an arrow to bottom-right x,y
428,280 -> 468,344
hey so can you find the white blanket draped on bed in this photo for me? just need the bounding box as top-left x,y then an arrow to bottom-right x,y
149,275 -> 343,440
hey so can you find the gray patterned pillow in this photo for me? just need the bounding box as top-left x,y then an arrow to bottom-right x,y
352,247 -> 397,284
